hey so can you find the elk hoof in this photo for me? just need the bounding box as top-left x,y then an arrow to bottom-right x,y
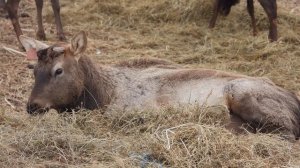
269,34 -> 278,42
36,31 -> 46,41
268,29 -> 278,42
208,24 -> 215,29
0,9 -> 8,19
20,12 -> 30,18
253,31 -> 257,36
18,44 -> 25,51
57,34 -> 67,41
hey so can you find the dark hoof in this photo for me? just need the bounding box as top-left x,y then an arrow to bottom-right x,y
253,31 -> 257,36
0,8 -> 8,18
269,36 -> 277,42
208,24 -> 215,29
269,34 -> 278,42
268,29 -> 278,42
57,34 -> 67,41
20,12 -> 30,18
18,44 -> 25,51
36,31 -> 46,41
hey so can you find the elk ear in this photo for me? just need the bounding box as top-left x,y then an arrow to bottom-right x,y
19,35 -> 49,60
70,31 -> 87,56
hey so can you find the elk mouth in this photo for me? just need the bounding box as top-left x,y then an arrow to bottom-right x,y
26,103 -> 50,115
54,105 -> 81,113
26,102 -> 81,115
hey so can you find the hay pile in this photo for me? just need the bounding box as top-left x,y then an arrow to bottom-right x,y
0,0 -> 300,167
1,106 -> 300,167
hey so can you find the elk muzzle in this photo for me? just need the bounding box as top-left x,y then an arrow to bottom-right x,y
26,98 -> 51,115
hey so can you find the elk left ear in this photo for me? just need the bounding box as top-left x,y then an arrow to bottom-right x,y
19,35 -> 49,60
70,31 -> 87,56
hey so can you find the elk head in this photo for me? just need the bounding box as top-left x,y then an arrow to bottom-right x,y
21,31 -> 87,114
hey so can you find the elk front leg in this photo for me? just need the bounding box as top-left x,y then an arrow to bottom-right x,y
6,0 -> 23,42
258,0 -> 278,42
247,0 -> 257,36
0,0 -> 7,18
35,0 -> 46,40
51,0 -> 66,41
209,0 -> 221,29
0,0 -> 5,9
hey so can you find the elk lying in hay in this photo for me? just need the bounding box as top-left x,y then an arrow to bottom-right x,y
20,31 -> 300,140
209,0 -> 277,42
0,0 -> 66,47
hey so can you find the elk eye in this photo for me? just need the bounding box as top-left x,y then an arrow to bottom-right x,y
55,68 -> 63,76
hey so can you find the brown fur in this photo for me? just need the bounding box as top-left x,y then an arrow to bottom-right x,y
27,47 -> 115,113
116,57 -> 179,69
162,69 -> 245,82
77,56 -> 115,109
225,79 -> 300,139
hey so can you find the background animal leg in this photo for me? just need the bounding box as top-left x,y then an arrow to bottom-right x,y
247,0 -> 257,36
6,0 -> 23,43
0,0 -> 7,18
35,0 -> 46,40
51,0 -> 66,41
258,0 -> 278,41
209,0 -> 221,29
0,0 -> 5,9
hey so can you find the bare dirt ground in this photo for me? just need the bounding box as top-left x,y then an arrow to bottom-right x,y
0,0 -> 300,167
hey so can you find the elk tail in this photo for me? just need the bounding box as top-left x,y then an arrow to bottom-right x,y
219,0 -> 240,16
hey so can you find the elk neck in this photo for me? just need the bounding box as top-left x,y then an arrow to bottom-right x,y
76,56 -> 116,110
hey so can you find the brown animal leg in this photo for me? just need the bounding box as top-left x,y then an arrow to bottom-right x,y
0,0 -> 7,18
50,0 -> 66,41
226,114 -> 256,134
229,95 -> 296,140
35,0 -> 46,40
209,0 -> 221,29
6,0 -> 23,42
247,0 -> 257,36
225,79 -> 299,140
0,0 -> 5,9
258,0 -> 277,42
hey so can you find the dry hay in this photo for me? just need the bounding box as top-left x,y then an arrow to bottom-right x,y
1,106 -> 300,167
0,0 -> 300,167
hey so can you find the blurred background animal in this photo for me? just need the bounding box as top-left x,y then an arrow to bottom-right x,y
0,0 -> 66,48
209,0 -> 278,42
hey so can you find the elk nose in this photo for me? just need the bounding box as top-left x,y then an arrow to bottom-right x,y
27,98 -> 51,115
26,102 -> 40,114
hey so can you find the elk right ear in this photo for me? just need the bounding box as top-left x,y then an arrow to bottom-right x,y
19,35 -> 49,60
70,31 -> 87,56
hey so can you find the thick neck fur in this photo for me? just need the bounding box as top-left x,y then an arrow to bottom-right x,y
76,56 -> 115,110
